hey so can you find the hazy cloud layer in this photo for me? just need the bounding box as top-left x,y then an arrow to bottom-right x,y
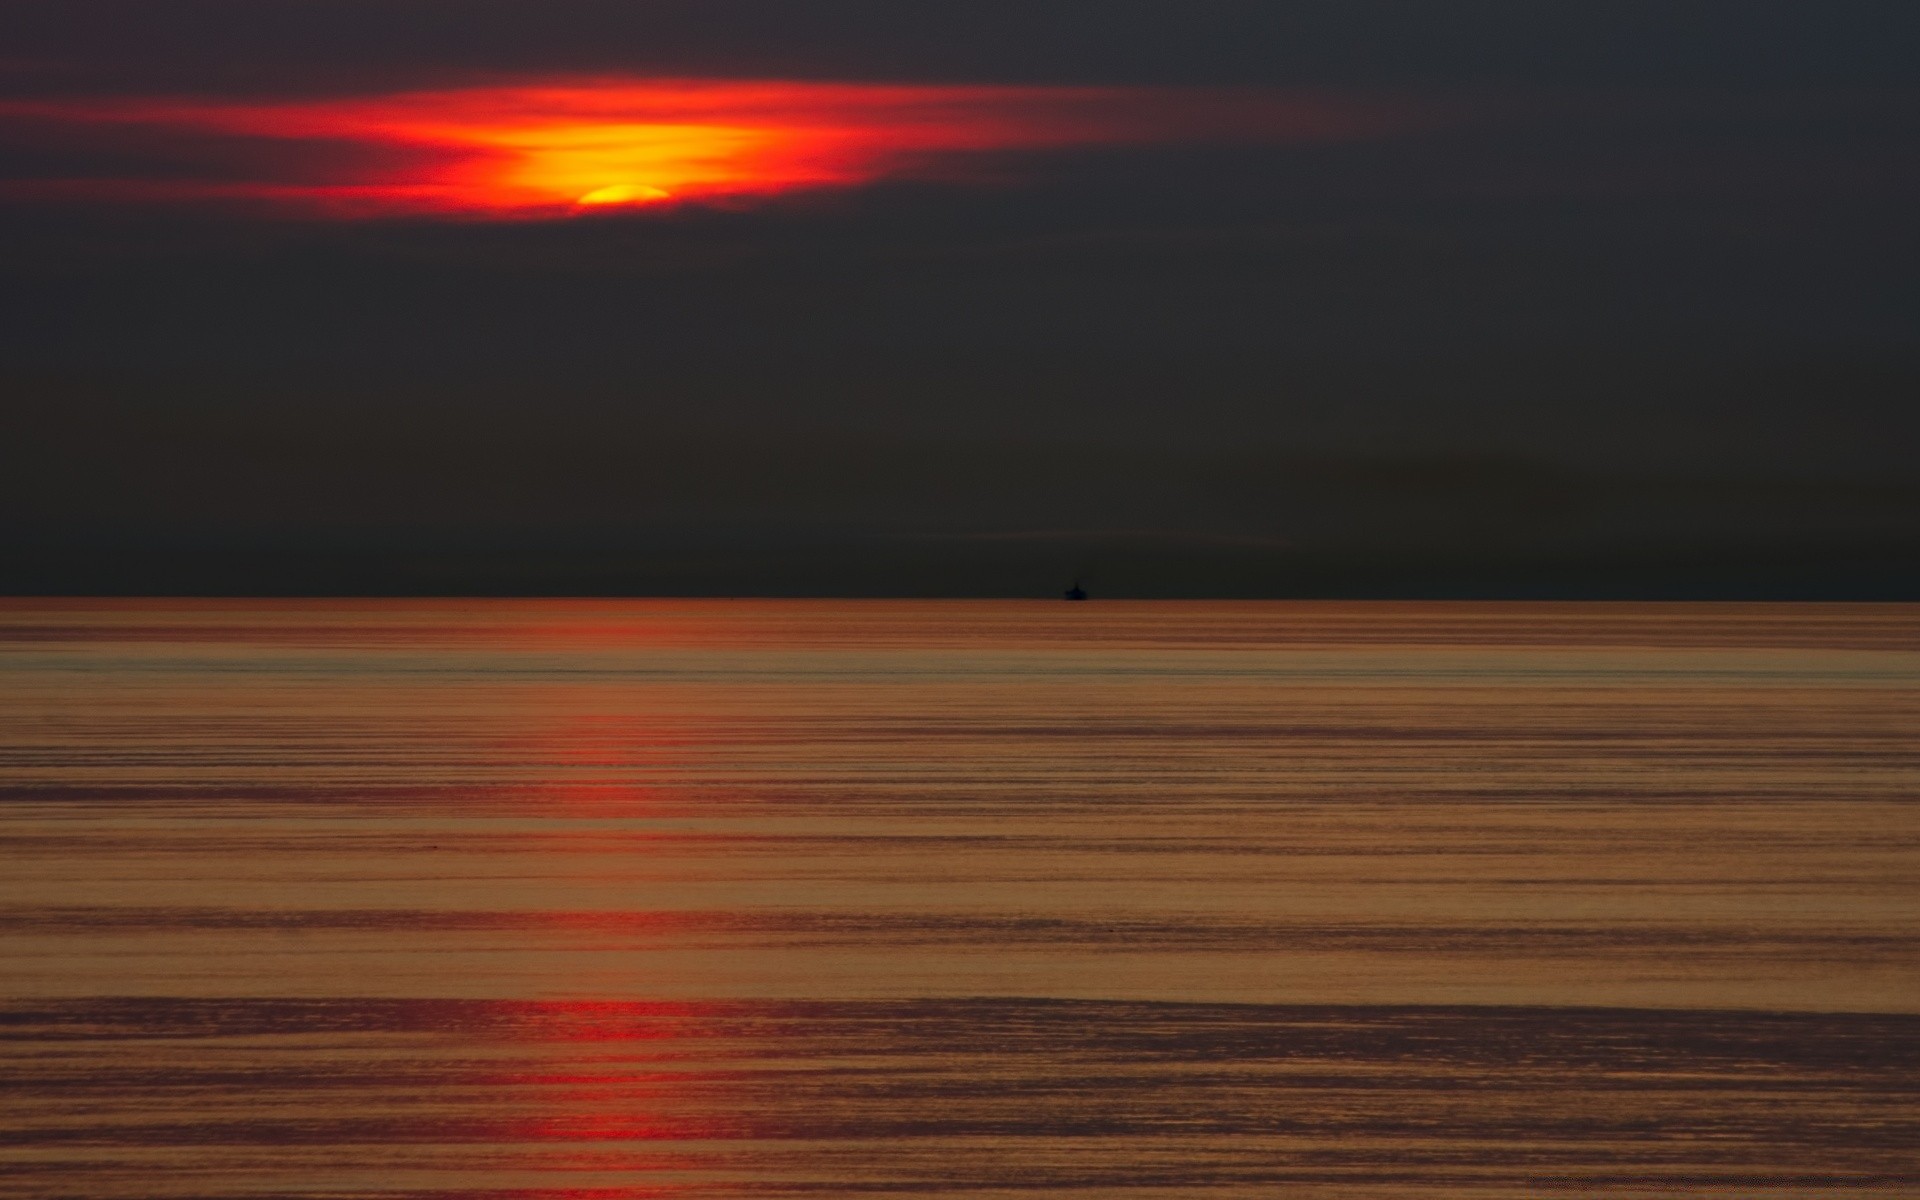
1,2 -> 1914,594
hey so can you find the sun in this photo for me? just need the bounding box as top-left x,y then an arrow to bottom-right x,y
0,78 -> 1427,218
574,183 -> 673,207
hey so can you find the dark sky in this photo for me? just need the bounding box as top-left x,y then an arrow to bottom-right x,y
3,1 -> 1917,596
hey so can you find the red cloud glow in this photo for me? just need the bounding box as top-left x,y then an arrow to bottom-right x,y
0,79 -> 1428,218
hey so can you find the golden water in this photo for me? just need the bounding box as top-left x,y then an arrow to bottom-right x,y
2,600 -> 1915,1196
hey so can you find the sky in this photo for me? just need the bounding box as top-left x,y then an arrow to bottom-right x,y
2,1 -> 1916,597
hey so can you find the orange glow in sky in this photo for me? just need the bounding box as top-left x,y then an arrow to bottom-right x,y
0,78 -> 1425,218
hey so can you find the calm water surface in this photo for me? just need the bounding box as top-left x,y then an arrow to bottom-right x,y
1,600 -> 1915,1196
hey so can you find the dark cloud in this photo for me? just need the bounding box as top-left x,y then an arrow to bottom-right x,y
7,349 -> 1916,596
4,1 -> 1916,94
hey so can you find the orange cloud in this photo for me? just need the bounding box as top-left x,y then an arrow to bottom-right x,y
0,79 -> 1428,218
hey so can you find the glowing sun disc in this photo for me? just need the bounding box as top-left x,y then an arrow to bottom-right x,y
0,79 -> 1440,218
576,183 -> 673,206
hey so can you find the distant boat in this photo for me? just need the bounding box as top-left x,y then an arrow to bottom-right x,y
1064,582 -> 1088,601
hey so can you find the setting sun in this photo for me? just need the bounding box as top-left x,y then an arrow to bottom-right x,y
0,80 -> 1125,217
574,183 -> 676,207
0,78 -> 1422,219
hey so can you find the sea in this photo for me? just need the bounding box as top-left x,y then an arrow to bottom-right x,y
1,599 -> 1915,1197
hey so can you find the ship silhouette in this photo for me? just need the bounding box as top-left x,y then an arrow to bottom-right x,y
1064,581 -> 1088,601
